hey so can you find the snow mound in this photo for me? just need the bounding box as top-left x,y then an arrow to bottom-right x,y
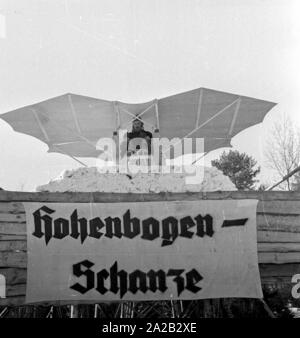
36,166 -> 237,193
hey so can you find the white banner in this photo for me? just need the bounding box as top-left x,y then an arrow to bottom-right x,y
23,199 -> 262,303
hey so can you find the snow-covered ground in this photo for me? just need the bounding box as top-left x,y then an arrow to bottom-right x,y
36,166 -> 236,193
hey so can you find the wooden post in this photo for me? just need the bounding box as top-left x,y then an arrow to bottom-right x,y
70,305 -> 79,318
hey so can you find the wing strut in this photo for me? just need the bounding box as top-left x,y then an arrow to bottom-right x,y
121,103 -> 156,131
162,98 -> 240,159
192,98 -> 242,164
31,107 -> 91,167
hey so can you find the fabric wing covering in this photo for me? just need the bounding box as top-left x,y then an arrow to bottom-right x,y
0,88 -> 276,159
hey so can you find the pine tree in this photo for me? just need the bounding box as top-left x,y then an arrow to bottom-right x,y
211,150 -> 260,190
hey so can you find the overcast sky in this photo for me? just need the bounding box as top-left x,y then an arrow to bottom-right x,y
0,0 -> 299,191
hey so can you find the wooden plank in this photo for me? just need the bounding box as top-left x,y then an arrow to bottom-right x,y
259,252 -> 300,264
260,276 -> 292,286
0,252 -> 27,268
2,249 -> 297,265
0,210 -> 300,236
0,267 -> 27,285
2,237 -> 300,254
0,215 -> 299,236
257,214 -> 300,232
0,213 -> 25,223
0,248 -> 296,266
1,190 -> 300,203
0,241 -> 27,251
6,284 -> 26,297
0,223 -> 26,235
261,276 -> 292,284
0,296 -> 25,306
0,239 -> 297,253
0,234 -> 26,241
0,202 -> 24,214
0,231 -> 299,244
0,231 -> 285,244
0,199 -> 300,216
257,200 -> 300,215
1,199 -> 300,216
1,231 -> 299,246
0,217 -> 299,235
257,230 -> 300,243
259,263 -> 300,277
258,242 -> 300,252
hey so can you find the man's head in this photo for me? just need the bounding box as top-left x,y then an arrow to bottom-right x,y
132,119 -> 144,132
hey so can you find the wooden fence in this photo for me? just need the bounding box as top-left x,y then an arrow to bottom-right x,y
0,190 -> 300,309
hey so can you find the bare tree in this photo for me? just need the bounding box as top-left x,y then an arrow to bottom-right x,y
264,114 -> 300,190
